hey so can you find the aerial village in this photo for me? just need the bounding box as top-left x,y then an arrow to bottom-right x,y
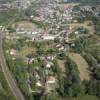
0,0 -> 100,97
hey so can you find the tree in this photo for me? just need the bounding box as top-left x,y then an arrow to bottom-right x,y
68,87 -> 73,97
88,80 -> 98,95
54,60 -> 64,96
72,83 -> 84,97
95,68 -> 100,80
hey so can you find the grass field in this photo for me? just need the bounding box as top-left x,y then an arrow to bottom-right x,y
17,41 -> 56,57
69,53 -> 90,80
69,21 -> 95,34
17,46 -> 35,57
14,21 -> 43,32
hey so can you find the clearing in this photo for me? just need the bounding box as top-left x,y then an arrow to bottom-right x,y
69,53 -> 90,80
17,46 -> 35,57
13,21 -> 43,32
69,21 -> 95,34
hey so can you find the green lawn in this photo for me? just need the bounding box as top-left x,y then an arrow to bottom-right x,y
17,46 -> 35,57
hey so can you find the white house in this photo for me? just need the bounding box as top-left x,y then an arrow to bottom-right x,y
10,49 -> 16,55
47,76 -> 56,84
43,35 -> 56,40
36,81 -> 42,87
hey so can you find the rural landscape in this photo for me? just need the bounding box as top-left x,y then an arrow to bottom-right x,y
0,0 -> 100,100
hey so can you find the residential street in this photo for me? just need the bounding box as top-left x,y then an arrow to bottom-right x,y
0,31 -> 25,100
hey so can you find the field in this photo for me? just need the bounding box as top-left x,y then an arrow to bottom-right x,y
17,46 -> 35,57
14,21 -> 43,32
16,41 -> 56,57
69,53 -> 90,80
69,21 -> 95,34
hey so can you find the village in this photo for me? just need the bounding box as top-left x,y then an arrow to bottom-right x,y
0,0 -> 100,100
0,1 -> 96,93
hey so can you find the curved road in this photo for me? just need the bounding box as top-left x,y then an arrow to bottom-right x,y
0,31 -> 25,100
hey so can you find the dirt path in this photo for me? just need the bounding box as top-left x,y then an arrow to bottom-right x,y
69,53 -> 90,80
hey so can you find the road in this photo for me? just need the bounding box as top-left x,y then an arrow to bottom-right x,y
0,31 -> 25,100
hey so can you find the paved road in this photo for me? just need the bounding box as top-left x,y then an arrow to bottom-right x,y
0,31 -> 25,100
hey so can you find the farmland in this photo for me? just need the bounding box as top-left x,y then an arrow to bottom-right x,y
69,53 -> 90,80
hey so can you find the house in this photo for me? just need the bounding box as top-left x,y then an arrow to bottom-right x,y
56,44 -> 62,48
75,31 -> 79,35
32,32 -> 38,35
40,56 -> 45,60
59,46 -> 64,51
47,55 -> 55,61
71,43 -> 75,48
6,50 -> 9,54
65,39 -> 69,43
35,72 -> 40,80
46,63 -> 51,68
12,57 -> 16,60
10,49 -> 16,55
30,15 -> 34,19
46,76 -> 56,84
30,58 -> 35,63
46,61 -> 54,68
36,81 -> 42,87
43,35 -> 56,40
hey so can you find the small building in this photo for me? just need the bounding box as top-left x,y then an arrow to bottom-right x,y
36,81 -> 42,87
75,31 -> 79,35
59,46 -> 64,51
43,35 -> 56,40
46,63 -> 51,68
47,55 -> 55,61
10,49 -> 16,55
47,76 -> 56,84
